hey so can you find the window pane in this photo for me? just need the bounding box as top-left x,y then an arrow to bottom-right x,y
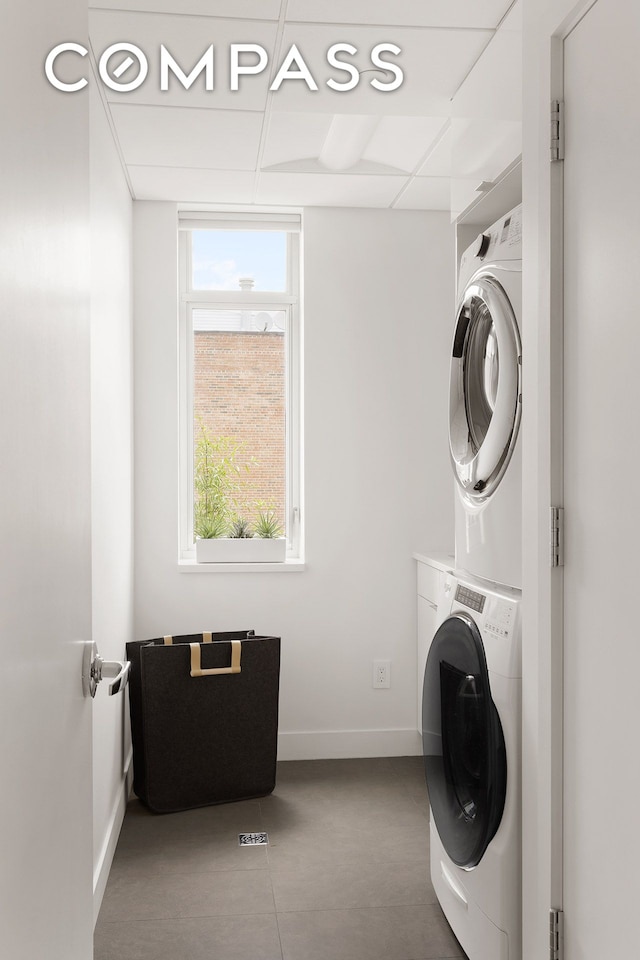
192,309 -> 286,538
191,230 -> 287,291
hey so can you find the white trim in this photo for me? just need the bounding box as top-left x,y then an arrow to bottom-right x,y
178,216 -> 302,561
178,558 -> 305,573
184,291 -> 296,305
277,729 -> 423,762
178,230 -> 193,561
179,212 -> 301,232
522,2 -> 596,957
92,750 -> 133,928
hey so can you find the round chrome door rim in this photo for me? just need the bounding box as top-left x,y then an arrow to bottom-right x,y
449,273 -> 521,503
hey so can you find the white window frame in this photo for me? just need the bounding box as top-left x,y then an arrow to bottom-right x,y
178,213 -> 302,562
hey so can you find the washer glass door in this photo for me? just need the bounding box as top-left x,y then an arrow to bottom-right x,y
450,275 -> 521,500
422,613 -> 506,868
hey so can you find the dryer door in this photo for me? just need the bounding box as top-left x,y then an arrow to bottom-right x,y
450,275 -> 521,501
422,613 -> 506,869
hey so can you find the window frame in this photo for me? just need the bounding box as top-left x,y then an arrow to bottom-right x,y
178,214 -> 302,562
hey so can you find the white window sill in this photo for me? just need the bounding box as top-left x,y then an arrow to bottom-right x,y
178,558 -> 306,573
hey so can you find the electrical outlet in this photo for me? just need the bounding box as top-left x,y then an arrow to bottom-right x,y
373,659 -> 391,689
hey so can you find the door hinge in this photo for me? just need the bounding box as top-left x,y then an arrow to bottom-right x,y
550,507 -> 564,567
550,908 -> 564,960
550,100 -> 565,161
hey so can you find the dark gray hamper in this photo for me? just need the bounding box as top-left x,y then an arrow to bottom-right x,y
126,631 -> 281,813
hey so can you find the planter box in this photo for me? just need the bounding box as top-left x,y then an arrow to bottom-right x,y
195,537 -> 286,564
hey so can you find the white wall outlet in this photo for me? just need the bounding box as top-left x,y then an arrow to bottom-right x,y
373,659 -> 391,689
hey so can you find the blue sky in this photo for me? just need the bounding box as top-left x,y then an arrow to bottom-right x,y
192,230 -> 286,291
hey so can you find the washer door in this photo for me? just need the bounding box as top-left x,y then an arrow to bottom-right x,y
422,613 -> 506,869
450,274 -> 521,501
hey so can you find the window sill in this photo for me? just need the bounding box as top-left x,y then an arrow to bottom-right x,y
178,558 -> 306,573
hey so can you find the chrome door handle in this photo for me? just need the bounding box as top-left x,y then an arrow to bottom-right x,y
82,641 -> 131,698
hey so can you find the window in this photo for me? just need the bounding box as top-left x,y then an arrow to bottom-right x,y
178,212 -> 302,561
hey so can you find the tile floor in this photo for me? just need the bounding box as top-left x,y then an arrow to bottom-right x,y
94,757 -> 466,960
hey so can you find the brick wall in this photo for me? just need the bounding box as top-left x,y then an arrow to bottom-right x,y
193,330 -> 286,530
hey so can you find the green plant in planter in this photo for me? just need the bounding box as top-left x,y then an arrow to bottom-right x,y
196,514 -> 228,540
193,424 -> 255,539
253,504 -> 283,539
229,517 -> 254,539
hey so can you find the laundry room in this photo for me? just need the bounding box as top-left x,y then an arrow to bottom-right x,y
2,1 -> 639,960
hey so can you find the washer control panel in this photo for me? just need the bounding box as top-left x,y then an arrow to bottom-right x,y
484,600 -> 515,639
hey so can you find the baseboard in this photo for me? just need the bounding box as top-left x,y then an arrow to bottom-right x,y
277,728 -> 422,761
93,750 -> 133,927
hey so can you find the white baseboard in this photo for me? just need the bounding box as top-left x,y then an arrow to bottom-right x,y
277,728 -> 422,761
93,750 -> 133,927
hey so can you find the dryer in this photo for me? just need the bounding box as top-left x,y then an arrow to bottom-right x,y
422,570 -> 521,960
451,205 -> 522,589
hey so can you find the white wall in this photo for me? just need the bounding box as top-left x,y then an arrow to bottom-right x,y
133,203 -> 454,759
90,84 -> 134,920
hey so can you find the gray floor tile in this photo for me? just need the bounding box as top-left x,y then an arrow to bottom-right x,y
277,904 -> 465,960
270,859 -> 438,912
387,756 -> 424,776
262,793 -> 430,867
110,834 -> 268,876
99,867 -> 275,922
262,787 -> 429,829
119,797 -> 264,844
273,758 -> 403,803
94,914 -> 283,960
389,756 -> 431,803
265,824 -> 428,870
97,760 -> 460,960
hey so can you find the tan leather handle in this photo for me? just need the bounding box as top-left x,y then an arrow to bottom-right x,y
164,632 -> 212,646
189,640 -> 241,677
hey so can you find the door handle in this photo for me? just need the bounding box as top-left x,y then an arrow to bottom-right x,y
82,641 -> 131,698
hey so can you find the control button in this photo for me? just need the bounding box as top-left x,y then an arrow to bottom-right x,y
474,233 -> 490,259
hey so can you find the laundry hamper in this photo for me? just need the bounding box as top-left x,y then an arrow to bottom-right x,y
126,630 -> 280,813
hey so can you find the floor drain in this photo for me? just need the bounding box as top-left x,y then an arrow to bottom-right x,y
238,832 -> 268,846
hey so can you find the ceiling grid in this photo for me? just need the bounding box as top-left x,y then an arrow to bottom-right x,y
87,0 -> 521,210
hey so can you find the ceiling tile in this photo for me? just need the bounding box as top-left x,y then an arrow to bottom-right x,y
89,10 -> 278,111
269,23 -> 492,115
363,116 -> 448,173
128,165 -> 256,203
286,0 -> 512,29
89,0 -> 281,18
255,171 -> 407,207
262,112 -> 333,168
392,177 -> 450,210
416,123 -> 452,177
261,113 -> 447,174
110,104 -> 263,169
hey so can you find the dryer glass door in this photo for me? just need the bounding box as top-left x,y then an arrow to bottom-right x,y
450,276 -> 521,501
422,613 -> 506,868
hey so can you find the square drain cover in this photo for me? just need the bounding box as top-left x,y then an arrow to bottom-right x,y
238,832 -> 268,846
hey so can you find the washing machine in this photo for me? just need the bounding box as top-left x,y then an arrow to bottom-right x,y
422,570 -> 521,960
451,205 -> 522,589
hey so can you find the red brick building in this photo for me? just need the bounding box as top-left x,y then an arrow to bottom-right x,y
193,329 -> 286,529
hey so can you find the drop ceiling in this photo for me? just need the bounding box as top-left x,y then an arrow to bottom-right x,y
88,0 -> 521,210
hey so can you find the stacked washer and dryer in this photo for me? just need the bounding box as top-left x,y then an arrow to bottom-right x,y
422,205 -> 523,960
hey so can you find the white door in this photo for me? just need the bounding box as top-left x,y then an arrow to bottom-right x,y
563,0 -> 640,955
0,5 -> 94,959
